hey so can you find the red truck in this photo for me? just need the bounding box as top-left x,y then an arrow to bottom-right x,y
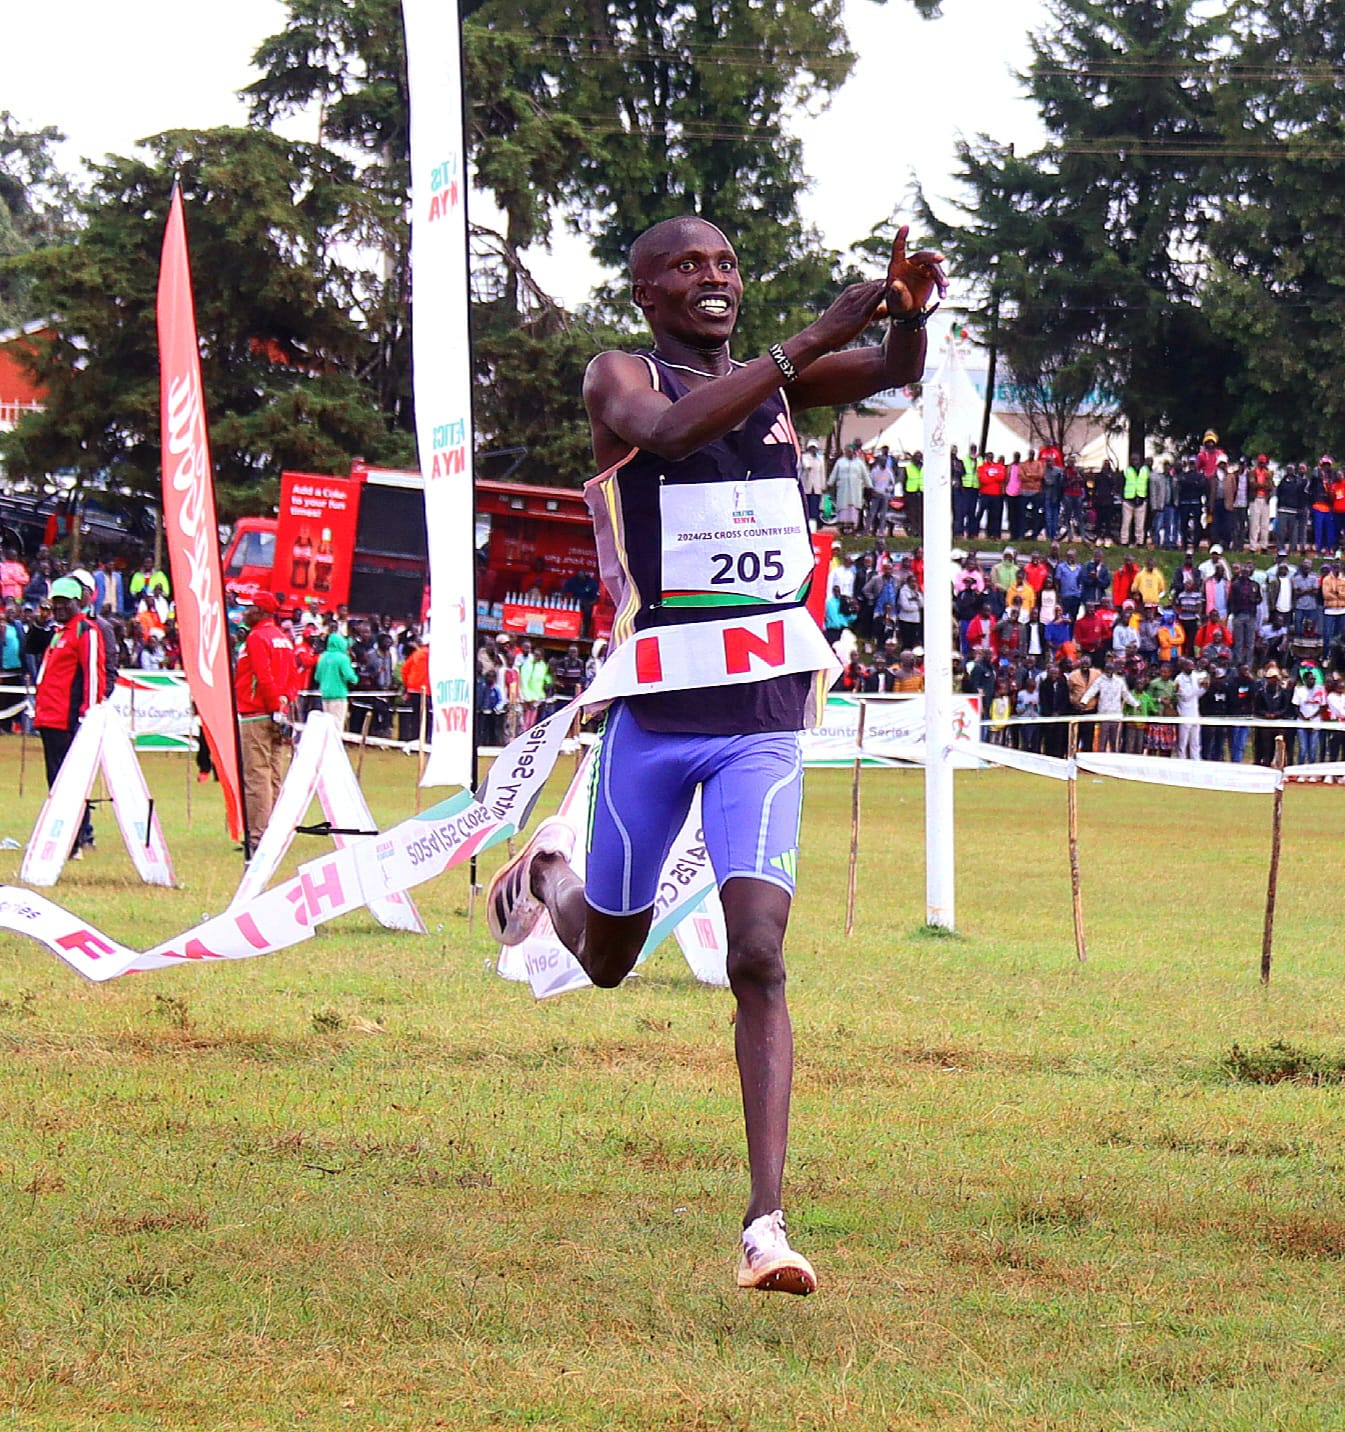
222,460 -> 832,642
221,461 -> 613,640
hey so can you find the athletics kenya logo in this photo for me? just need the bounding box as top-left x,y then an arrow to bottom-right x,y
164,371 -> 223,686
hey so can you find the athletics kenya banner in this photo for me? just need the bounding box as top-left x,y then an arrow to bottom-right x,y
403,0 -> 475,788
157,186 -> 244,840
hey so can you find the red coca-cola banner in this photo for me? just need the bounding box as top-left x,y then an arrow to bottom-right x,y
273,471 -> 363,610
157,186 -> 245,842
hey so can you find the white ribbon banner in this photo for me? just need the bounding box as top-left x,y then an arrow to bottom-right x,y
229,713 -> 424,934
479,606 -> 841,836
0,788 -> 503,982
1077,751 -> 1283,795
498,751 -> 729,998
970,742 -> 1076,782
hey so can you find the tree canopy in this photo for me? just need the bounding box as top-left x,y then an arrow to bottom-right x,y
0,113 -> 79,331
2,0 -> 950,510
0,128 -> 413,516
918,0 -> 1233,457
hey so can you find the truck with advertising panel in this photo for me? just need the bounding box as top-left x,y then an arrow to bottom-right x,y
220,461 -> 613,642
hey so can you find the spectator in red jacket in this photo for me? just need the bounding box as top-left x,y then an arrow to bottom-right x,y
234,592 -> 298,857
34,576 -> 110,859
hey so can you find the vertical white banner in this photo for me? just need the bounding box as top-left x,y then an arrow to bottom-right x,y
403,0 -> 475,787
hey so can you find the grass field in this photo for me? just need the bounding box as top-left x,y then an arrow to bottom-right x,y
2,740 -> 1345,1429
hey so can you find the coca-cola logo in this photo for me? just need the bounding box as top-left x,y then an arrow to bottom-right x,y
163,371 -> 221,686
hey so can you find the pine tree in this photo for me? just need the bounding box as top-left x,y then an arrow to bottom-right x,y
1200,0 -> 1345,459
917,0 -> 1230,457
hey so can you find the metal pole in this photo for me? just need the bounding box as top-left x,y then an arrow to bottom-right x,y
356,706 -> 374,781
415,696 -> 428,813
923,344 -> 956,929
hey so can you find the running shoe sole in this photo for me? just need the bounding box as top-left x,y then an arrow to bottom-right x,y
485,818 -> 574,946
736,1251 -> 817,1295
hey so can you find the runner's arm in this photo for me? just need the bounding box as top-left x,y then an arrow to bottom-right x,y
585,279 -> 889,462
585,227 -> 946,460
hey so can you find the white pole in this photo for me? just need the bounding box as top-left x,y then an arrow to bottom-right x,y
922,342 -> 956,929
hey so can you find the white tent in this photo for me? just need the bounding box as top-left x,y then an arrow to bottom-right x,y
1078,426 -> 1130,470
869,391 -> 1022,462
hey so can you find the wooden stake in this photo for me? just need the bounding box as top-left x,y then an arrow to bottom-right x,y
845,699 -> 866,937
415,697 -> 428,813
356,706 -> 374,781
185,731 -> 193,827
1067,723 -> 1087,963
18,720 -> 28,799
1261,736 -> 1287,986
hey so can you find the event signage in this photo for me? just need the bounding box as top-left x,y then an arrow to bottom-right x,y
157,187 -> 245,841
272,471 -> 362,609
20,704 -> 175,888
403,0 -> 474,787
0,787 -> 505,981
111,670 -> 195,750
228,712 -> 425,934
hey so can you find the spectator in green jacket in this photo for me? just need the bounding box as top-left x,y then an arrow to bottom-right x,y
314,631 -> 358,732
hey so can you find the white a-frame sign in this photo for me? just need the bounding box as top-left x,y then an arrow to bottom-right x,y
21,703 -> 175,888
227,711 -> 425,934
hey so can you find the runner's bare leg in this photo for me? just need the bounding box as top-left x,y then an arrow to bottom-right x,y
721,877 -> 793,1226
530,853 -> 650,986
531,859 -> 794,1227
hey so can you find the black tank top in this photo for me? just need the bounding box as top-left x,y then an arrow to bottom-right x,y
586,351 -> 813,734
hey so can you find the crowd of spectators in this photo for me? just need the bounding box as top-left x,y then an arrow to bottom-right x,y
807,429 -> 1345,556
0,545 -> 430,740
823,535 -> 1345,769
473,634 -> 594,747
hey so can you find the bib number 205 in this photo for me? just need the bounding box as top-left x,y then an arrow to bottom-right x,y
709,550 -> 785,586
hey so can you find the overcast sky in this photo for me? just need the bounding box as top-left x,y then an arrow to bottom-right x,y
8,0 -> 1049,307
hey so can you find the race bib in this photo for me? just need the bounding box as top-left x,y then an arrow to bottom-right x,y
659,477 -> 813,609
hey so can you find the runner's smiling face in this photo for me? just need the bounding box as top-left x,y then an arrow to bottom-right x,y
631,221 -> 741,347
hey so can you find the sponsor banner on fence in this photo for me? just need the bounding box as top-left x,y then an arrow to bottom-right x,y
800,693 -> 981,767
111,670 -> 195,750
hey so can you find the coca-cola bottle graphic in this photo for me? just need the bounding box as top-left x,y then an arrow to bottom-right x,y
313,528 -> 334,593
290,525 -> 313,589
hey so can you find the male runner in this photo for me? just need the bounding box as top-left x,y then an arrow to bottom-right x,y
488,214 -> 945,1294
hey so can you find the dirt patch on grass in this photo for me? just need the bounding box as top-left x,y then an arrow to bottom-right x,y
941,1234 -> 1105,1291
1258,1215 -> 1345,1259
1005,1190 -> 1092,1231
88,1206 -> 208,1236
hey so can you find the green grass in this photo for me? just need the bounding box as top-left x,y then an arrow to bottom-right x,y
2,741 -> 1345,1428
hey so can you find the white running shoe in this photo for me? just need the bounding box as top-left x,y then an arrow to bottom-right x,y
485,817 -> 576,946
736,1210 -> 817,1295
